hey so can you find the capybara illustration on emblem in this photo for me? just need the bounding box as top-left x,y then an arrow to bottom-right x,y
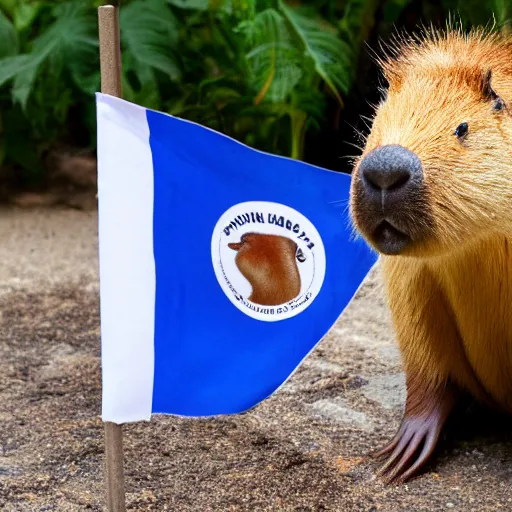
228,233 -> 306,306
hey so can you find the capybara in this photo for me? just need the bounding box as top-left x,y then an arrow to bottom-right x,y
349,28 -> 512,483
228,232 -> 306,306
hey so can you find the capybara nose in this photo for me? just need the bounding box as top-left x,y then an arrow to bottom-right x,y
363,164 -> 410,190
359,144 -> 422,194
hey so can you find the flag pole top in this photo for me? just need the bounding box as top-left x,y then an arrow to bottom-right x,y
98,4 -> 122,98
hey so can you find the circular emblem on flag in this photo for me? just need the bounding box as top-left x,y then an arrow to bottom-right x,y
211,201 -> 326,322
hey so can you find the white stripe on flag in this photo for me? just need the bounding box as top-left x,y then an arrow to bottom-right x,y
96,93 -> 155,423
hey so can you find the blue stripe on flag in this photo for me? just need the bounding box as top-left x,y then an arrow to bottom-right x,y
146,108 -> 377,416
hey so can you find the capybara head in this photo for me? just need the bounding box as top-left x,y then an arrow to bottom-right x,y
228,232 -> 305,306
350,30 -> 512,257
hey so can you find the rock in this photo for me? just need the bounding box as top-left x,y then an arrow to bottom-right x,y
361,373 -> 406,411
307,398 -> 373,430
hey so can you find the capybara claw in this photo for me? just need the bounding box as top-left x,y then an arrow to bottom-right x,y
374,415 -> 443,484
369,434 -> 400,459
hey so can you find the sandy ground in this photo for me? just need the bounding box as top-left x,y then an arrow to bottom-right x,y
0,208 -> 511,512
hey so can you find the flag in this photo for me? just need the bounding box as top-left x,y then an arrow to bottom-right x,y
96,93 -> 377,424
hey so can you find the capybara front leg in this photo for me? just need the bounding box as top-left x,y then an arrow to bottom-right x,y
373,376 -> 457,484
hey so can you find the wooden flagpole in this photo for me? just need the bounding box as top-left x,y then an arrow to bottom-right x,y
98,4 -> 126,512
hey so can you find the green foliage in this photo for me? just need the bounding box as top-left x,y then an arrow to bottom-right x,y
441,0 -> 511,28
242,8 -> 302,103
120,0 -> 181,108
0,0 -> 509,185
0,10 -> 17,58
279,1 -> 353,105
0,1 -> 99,181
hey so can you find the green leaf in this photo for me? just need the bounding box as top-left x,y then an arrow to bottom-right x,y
291,88 -> 326,121
11,65 -> 38,108
0,0 -> 17,17
279,0 -> 353,104
68,41 -> 101,95
290,108 -> 306,159
3,2 -> 98,109
166,0 -> 209,9
0,54 -> 32,89
50,3 -> 99,53
243,9 -> 302,103
13,1 -> 44,32
121,0 -> 182,85
0,9 -> 18,58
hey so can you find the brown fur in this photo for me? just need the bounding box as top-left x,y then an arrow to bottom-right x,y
228,233 -> 303,306
349,27 -> 512,482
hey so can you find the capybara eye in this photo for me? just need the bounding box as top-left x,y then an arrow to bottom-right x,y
493,98 -> 505,111
454,122 -> 468,138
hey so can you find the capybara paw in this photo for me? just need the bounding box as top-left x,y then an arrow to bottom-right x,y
371,415 -> 443,484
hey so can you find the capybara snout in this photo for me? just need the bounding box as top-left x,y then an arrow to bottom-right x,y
296,248 -> 306,262
355,144 -> 426,254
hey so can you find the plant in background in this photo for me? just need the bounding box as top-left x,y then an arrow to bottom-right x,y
168,0 -> 358,159
0,1 -> 99,183
0,0 -> 509,187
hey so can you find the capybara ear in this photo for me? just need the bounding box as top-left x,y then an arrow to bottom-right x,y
482,70 -> 496,100
296,247 -> 306,263
228,242 -> 242,251
481,69 -> 506,111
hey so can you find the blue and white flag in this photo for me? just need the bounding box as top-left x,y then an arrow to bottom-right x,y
96,93 -> 377,424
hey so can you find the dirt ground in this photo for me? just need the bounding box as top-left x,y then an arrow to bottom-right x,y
1,208 -> 511,512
